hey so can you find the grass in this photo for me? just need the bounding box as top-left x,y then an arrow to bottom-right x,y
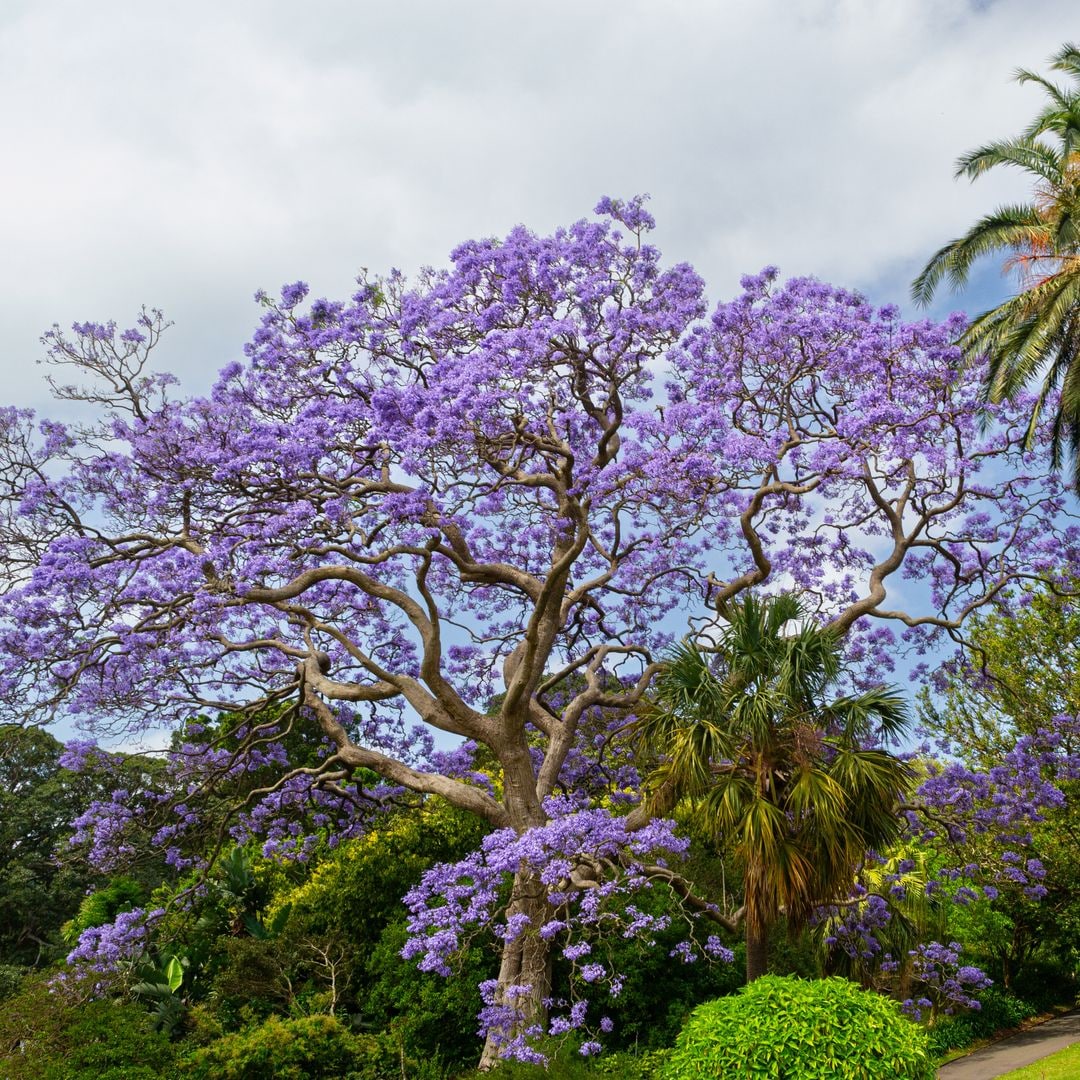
997,1041 -> 1080,1078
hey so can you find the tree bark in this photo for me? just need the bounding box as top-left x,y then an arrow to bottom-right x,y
746,917 -> 769,983
478,869 -> 554,1070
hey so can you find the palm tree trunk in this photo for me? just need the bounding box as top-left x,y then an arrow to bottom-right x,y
746,917 -> 769,982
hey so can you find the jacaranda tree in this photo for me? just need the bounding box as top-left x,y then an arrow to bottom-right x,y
1,198 -> 1077,1065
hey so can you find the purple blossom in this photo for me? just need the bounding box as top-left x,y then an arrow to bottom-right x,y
66,907 -> 163,974
902,941 -> 993,1020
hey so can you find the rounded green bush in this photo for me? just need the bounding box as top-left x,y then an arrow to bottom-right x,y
179,1014 -> 398,1080
662,975 -> 934,1080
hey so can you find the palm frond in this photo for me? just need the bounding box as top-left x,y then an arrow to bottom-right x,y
911,204 -> 1050,306
975,266 -> 1080,404
827,685 -> 911,741
783,764 -> 846,826
914,43 -> 1080,479
1049,43 -> 1080,79
1014,68 -> 1070,110
954,137 -> 1063,185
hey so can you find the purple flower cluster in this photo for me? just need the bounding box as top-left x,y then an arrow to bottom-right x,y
402,801 -> 715,1059
4,201 -> 1072,760
402,801 -> 688,970
821,891 -> 894,962
65,906 -> 163,975
913,716 -> 1078,898
476,980 -> 546,1064
902,941 -> 993,1020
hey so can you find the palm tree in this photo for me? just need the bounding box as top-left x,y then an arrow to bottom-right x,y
635,593 -> 914,982
912,43 -> 1080,481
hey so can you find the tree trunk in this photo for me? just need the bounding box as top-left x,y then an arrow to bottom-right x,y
478,869 -> 554,1070
746,917 -> 769,983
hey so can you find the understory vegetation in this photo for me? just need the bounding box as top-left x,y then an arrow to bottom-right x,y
1,665 -> 1078,1080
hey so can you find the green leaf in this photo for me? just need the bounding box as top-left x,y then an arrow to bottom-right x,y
241,912 -> 267,940
164,955 -> 183,994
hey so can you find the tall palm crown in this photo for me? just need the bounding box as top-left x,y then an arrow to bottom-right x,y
635,593 -> 914,982
912,43 -> 1080,481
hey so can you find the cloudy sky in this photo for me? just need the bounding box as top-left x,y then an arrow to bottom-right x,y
2,0 -> 1074,411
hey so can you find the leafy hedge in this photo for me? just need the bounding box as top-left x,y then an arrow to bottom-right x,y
926,988 -> 1037,1058
178,1014 -> 400,1080
661,975 -> 934,1080
0,976 -> 176,1080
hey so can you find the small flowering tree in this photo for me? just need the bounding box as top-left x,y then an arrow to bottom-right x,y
1,198 -> 1077,1064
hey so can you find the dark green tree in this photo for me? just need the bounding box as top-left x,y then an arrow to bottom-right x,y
0,726 -> 106,969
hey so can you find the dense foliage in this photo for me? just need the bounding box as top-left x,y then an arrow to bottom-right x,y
0,976 -> 178,1080
180,1015 -> 400,1080
919,587 -> 1080,993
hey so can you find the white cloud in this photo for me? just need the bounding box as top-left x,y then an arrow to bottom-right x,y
1,0 -> 1071,408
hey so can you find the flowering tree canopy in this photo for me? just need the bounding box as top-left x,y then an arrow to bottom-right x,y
1,197 -> 1077,1062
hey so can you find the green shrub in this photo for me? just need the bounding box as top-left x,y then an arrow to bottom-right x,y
206,934 -> 295,1027
925,988 -> 1038,1058
0,963 -> 24,1001
662,975 -> 935,1080
363,916 -> 491,1072
593,1047 -> 673,1077
925,1016 -> 973,1058
0,975 -> 177,1080
967,988 -> 1036,1038
179,1013 -> 400,1080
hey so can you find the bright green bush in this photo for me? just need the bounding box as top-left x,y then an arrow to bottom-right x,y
661,975 -> 934,1080
179,1013 -> 399,1080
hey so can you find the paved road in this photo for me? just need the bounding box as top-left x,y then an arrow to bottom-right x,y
937,1011 -> 1080,1079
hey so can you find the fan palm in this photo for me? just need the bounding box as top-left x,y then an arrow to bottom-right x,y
912,43 -> 1080,481
635,593 -> 914,982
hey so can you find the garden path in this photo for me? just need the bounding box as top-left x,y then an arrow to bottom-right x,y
936,1010 -> 1080,1078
